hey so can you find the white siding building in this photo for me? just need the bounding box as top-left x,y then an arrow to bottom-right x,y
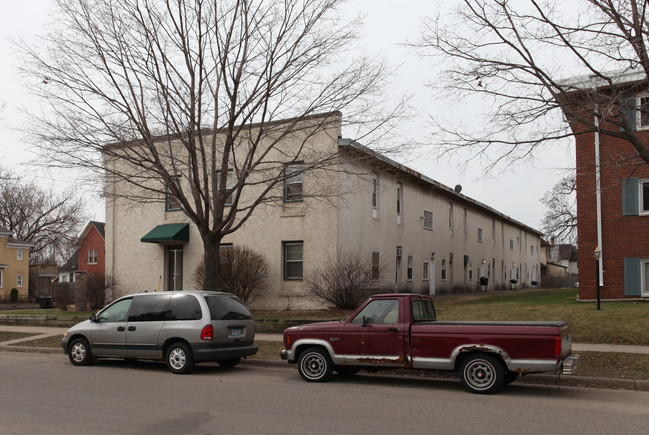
105,113 -> 542,309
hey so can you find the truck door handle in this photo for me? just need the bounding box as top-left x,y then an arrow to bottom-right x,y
117,326 -> 125,332
389,327 -> 399,332
128,326 -> 136,331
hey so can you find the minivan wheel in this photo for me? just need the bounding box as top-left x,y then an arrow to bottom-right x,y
166,342 -> 195,374
217,357 -> 241,368
68,337 -> 93,366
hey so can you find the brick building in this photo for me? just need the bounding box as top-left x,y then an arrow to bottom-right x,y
567,72 -> 649,300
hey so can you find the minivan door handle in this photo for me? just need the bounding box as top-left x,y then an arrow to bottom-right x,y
128,326 -> 136,331
117,326 -> 125,332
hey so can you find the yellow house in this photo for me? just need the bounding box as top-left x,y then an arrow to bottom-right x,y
0,227 -> 33,302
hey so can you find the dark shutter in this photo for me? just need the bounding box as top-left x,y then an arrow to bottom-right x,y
620,94 -> 637,132
622,178 -> 639,216
624,258 -> 642,296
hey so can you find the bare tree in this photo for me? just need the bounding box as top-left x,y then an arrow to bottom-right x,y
416,0 -> 649,172
21,0 -> 407,289
0,165 -> 87,263
541,174 -> 577,244
305,248 -> 383,309
192,246 -> 269,304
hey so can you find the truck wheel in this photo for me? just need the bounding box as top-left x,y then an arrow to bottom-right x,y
459,354 -> 504,394
297,347 -> 333,382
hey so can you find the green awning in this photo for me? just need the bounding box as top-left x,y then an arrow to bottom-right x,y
141,223 -> 190,243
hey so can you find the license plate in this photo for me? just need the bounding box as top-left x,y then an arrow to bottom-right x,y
231,327 -> 242,337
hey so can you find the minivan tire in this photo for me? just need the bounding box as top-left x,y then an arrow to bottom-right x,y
166,342 -> 195,374
68,337 -> 93,366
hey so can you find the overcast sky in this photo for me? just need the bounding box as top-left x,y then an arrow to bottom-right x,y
0,0 -> 575,230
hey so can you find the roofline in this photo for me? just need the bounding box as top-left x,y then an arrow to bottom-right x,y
558,69 -> 647,92
339,138 -> 543,237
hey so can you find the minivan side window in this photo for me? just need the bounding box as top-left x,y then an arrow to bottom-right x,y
97,298 -> 133,323
205,295 -> 253,320
128,294 -> 171,322
166,294 -> 202,321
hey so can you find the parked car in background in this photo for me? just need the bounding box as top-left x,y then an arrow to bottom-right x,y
62,291 -> 257,373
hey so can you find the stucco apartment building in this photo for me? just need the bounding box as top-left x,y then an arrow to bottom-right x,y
567,71 -> 649,301
105,113 -> 542,309
0,226 -> 32,302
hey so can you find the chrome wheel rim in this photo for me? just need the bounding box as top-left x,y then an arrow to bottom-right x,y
71,342 -> 86,363
169,348 -> 186,370
464,359 -> 496,391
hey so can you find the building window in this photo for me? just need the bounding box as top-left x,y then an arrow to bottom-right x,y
469,261 -> 473,281
487,263 -> 491,279
395,246 -> 402,283
371,251 -> 380,280
284,163 -> 304,202
531,245 -> 534,255
88,249 -> 98,264
422,261 -> 429,281
283,242 -> 303,280
463,208 -> 467,236
17,274 -> 23,288
165,175 -> 182,211
492,220 -> 496,242
441,258 -> 447,281
372,175 -> 379,209
477,228 -> 483,243
406,255 -> 413,281
216,170 -> 234,206
396,183 -> 403,215
509,239 -> 514,251
449,203 -> 453,231
17,248 -> 23,261
423,210 -> 433,230
0,269 -> 3,288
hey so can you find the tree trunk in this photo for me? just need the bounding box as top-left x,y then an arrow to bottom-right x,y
203,237 -> 222,291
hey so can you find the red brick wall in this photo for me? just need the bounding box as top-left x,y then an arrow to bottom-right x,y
575,119 -> 649,300
78,226 -> 106,277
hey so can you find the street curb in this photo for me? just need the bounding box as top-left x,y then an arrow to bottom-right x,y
2,347 -> 647,391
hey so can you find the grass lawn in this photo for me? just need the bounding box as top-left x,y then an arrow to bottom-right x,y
0,331 -> 37,342
0,309 -> 93,317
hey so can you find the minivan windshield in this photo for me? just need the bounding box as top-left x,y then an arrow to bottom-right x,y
205,295 -> 253,320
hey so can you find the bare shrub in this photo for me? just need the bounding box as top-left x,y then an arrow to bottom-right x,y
305,249 -> 383,309
192,246 -> 268,304
84,273 -> 117,310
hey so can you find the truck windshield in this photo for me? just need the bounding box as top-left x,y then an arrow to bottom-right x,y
412,299 -> 436,322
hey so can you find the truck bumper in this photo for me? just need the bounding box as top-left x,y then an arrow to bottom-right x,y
561,354 -> 580,375
280,350 -> 288,360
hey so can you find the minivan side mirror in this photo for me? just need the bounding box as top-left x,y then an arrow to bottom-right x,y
89,313 -> 97,322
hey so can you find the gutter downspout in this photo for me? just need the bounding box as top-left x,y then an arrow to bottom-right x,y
594,106 -> 604,285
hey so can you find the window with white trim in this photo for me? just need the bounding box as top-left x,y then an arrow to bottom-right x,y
372,175 -> 379,209
283,241 -> 303,280
17,274 -> 23,288
422,261 -> 429,281
396,183 -> 403,215
284,163 -> 304,202
371,251 -> 380,280
441,258 -> 447,281
216,170 -> 235,206
0,269 -> 3,288
17,248 -> 23,261
407,255 -> 413,281
423,210 -> 433,230
477,228 -> 483,243
88,249 -> 98,264
509,239 -> 514,251
165,175 -> 182,211
449,203 -> 453,231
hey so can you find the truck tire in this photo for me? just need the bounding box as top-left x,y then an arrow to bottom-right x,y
297,347 -> 333,382
459,354 -> 504,394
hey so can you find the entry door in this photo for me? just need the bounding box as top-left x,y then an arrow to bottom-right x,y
429,259 -> 436,295
167,245 -> 183,291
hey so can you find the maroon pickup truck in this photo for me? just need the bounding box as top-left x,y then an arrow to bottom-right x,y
281,293 -> 579,394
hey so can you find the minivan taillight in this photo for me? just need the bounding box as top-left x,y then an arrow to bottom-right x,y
201,324 -> 214,341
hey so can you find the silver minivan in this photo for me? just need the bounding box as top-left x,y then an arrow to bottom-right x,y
61,291 -> 257,374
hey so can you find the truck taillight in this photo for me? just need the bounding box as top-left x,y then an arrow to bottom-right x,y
554,336 -> 562,358
201,324 -> 214,341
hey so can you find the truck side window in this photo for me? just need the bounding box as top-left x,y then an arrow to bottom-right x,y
351,299 -> 399,324
412,299 -> 436,322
